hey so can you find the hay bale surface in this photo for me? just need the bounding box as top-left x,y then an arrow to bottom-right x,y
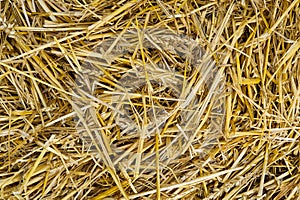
0,0 -> 300,199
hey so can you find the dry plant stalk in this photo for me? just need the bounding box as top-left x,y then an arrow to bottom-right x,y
0,0 -> 300,199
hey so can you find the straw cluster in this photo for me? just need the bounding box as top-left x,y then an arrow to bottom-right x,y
0,0 -> 300,199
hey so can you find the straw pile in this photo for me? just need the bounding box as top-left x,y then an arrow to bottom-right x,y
0,0 -> 300,199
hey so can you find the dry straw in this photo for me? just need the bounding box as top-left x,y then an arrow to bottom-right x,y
0,0 -> 300,199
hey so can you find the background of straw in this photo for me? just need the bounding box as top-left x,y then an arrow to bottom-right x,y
0,0 -> 299,199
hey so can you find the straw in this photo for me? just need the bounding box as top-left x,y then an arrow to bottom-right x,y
0,0 -> 299,199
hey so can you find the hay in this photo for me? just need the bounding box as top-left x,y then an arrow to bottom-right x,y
0,0 -> 300,199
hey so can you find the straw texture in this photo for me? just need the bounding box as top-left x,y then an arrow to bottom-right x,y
0,0 -> 299,199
